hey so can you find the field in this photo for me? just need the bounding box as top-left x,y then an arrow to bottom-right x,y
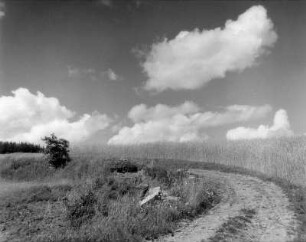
0,136 -> 306,241
80,136 -> 306,187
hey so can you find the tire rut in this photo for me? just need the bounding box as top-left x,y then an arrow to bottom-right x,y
159,169 -> 300,242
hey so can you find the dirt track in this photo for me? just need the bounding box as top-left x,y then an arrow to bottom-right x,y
160,169 -> 300,242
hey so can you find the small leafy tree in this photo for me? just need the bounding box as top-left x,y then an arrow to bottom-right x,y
42,133 -> 71,169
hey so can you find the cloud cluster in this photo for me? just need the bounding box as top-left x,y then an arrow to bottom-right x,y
0,88 -> 111,143
142,5 -> 277,92
108,102 -> 271,144
226,109 -> 293,140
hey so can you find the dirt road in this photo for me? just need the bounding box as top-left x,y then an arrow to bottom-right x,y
160,169 -> 300,242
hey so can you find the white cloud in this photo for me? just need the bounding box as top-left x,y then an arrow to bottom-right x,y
142,5 -> 277,92
108,102 -> 271,145
0,88 -> 112,143
106,68 -> 118,81
226,109 -> 293,140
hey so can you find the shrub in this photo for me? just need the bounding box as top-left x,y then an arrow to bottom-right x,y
144,166 -> 171,185
106,159 -> 139,173
42,133 -> 71,169
64,189 -> 97,227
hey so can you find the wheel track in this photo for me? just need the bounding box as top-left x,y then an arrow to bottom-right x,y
159,169 -> 300,242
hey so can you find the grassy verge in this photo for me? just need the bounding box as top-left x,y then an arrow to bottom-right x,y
0,153 -> 53,181
0,157 -> 221,242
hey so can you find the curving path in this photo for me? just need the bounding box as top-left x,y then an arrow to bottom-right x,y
160,169 -> 300,242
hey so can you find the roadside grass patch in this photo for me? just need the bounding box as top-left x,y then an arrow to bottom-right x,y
0,157 -> 221,242
0,154 -> 53,181
0,184 -> 71,242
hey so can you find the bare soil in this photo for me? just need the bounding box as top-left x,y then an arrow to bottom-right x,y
160,169 -> 300,242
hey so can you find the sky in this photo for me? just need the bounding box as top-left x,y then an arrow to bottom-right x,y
0,0 -> 305,145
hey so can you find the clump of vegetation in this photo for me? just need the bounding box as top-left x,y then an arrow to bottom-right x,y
53,162 -> 220,241
144,166 -> 188,186
64,188 -> 97,227
106,159 -> 140,173
42,133 -> 71,169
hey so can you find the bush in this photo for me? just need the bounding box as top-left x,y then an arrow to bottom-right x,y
144,166 -> 171,185
64,189 -> 97,227
42,134 -> 71,169
106,159 -> 140,173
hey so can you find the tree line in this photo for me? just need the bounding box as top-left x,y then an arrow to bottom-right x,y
0,141 -> 43,154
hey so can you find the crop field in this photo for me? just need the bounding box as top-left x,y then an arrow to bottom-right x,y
75,136 -> 306,187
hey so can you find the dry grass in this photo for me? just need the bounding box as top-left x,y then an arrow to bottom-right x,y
74,136 -> 306,186
0,156 -> 221,242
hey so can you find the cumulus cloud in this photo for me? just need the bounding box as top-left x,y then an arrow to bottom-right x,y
226,109 -> 293,140
142,5 -> 277,92
108,102 -> 271,145
0,88 -> 112,143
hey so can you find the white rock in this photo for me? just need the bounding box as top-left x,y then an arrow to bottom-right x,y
139,187 -> 161,206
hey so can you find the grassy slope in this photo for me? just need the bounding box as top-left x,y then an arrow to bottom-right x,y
0,155 -> 221,242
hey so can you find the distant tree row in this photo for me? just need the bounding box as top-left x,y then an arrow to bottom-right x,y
0,141 -> 43,154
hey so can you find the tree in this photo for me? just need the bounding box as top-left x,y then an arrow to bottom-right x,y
42,133 -> 71,168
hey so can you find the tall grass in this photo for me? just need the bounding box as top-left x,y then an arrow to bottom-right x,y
73,136 -> 306,186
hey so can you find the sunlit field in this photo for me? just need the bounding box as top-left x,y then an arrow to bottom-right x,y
73,136 -> 306,187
